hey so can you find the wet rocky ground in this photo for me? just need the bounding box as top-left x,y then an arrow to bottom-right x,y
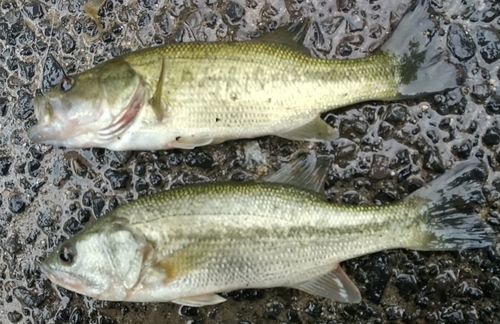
1,0 -> 500,323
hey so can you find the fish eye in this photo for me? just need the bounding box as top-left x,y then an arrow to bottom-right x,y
58,242 -> 77,266
60,76 -> 75,92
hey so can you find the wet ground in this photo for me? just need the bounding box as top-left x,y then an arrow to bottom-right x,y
1,0 -> 500,323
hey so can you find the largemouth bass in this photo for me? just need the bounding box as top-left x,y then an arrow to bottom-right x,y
28,0 -> 462,151
41,154 -> 495,306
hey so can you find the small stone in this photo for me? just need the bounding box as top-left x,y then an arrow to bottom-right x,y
9,195 -> 25,213
395,274 -> 419,297
61,32 -> 76,54
423,149 -> 445,172
185,151 -> 214,169
0,156 -> 12,175
7,311 -> 23,323
42,54 -> 65,92
454,140 -> 472,158
342,190 -> 360,205
471,84 -> 490,103
14,287 -> 47,308
434,271 -> 455,292
304,301 -> 322,318
92,196 -> 106,218
486,99 -> 500,114
286,308 -> 300,323
13,92 -> 33,120
365,256 -> 391,303
369,154 -> 391,180
69,308 -> 83,324
467,287 -> 484,300
37,211 -> 55,228
483,127 -> 500,146
180,306 -> 199,316
138,0 -> 160,10
0,97 -> 8,116
5,233 -> 21,254
64,217 -> 84,235
447,24 -> 476,62
23,3 -> 44,20
265,302 -> 283,317
28,160 -> 41,177
226,2 -> 245,24
104,169 -> 130,190
149,171 -> 163,187
397,165 -> 411,182
168,152 -> 183,165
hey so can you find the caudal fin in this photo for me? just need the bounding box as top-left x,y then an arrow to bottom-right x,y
381,0 -> 464,98
407,160 -> 495,251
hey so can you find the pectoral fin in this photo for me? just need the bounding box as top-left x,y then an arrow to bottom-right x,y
170,135 -> 214,149
280,116 -> 339,142
151,57 -> 167,121
172,294 -> 227,307
288,266 -> 361,303
155,243 -> 209,283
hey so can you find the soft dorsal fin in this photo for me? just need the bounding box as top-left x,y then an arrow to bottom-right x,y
251,18 -> 312,56
263,152 -> 333,194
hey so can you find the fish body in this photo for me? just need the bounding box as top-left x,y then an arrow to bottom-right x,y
41,154 -> 495,306
29,0 -> 461,151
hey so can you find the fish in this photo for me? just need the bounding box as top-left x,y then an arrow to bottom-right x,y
41,153 -> 495,307
28,0 -> 463,151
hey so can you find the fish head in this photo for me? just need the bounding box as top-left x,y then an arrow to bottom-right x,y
41,220 -> 149,301
28,59 -> 145,148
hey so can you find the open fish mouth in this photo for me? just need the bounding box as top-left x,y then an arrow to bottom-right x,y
27,83 -> 145,146
27,95 -> 73,145
40,263 -> 87,295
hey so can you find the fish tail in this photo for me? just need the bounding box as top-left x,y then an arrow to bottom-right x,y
407,160 -> 495,251
381,0 -> 464,98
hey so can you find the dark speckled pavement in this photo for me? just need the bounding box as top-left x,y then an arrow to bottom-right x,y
0,0 -> 499,323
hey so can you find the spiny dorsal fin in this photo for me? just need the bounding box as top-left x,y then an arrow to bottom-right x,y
251,18 -> 312,56
263,152 -> 333,194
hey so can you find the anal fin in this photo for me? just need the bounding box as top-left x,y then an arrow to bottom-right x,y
172,293 -> 227,307
288,265 -> 361,303
263,152 -> 333,194
280,116 -> 339,142
171,135 -> 214,149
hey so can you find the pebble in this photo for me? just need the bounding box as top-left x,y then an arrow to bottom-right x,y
9,195 -> 25,213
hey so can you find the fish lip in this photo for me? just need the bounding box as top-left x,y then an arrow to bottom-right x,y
27,95 -> 66,145
27,124 -> 65,145
40,262 -> 88,295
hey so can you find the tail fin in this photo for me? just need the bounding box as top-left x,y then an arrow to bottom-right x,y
380,0 -> 464,98
408,160 -> 495,251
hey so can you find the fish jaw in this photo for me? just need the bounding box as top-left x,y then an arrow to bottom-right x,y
28,80 -> 146,149
40,261 -> 94,297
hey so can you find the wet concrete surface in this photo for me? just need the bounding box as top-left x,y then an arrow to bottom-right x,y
1,0 -> 500,323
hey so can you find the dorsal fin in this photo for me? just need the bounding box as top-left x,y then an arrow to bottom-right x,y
251,18 -> 312,56
263,152 -> 333,194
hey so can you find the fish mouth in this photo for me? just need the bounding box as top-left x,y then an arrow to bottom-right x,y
27,95 -> 75,145
27,84 -> 145,147
40,263 -> 87,295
